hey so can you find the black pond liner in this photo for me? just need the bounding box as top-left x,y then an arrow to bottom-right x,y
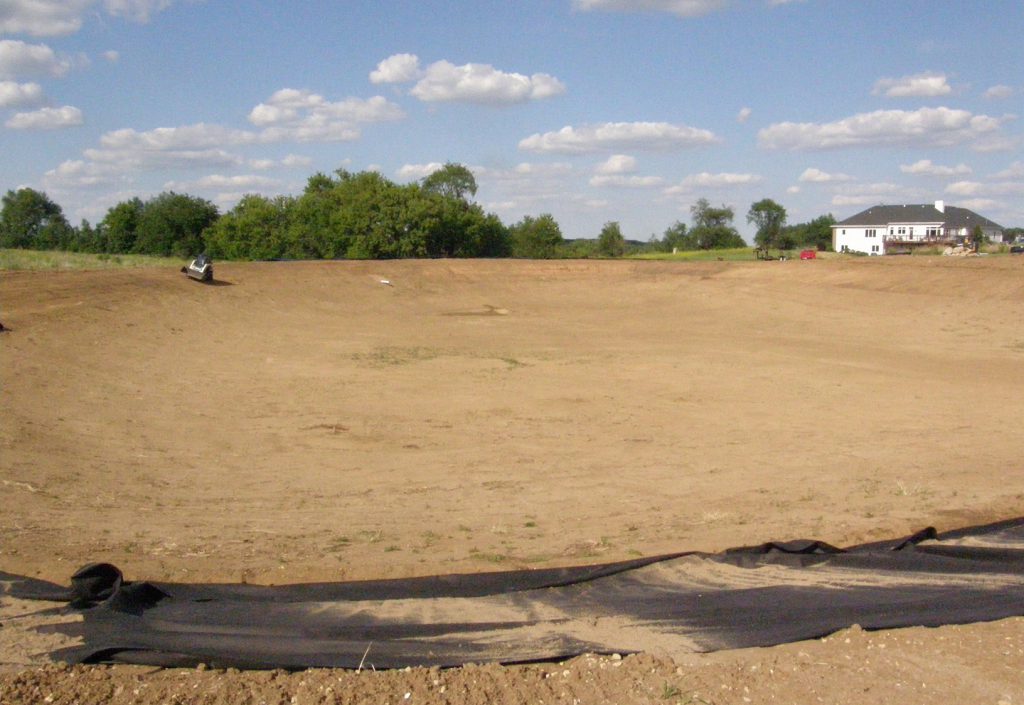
4,517 -> 1024,670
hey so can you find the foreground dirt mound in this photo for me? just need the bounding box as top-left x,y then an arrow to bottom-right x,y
2,257 -> 1024,702
3,620 -> 1022,705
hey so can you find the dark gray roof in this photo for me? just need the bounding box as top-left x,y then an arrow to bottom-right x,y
836,204 -> 1003,230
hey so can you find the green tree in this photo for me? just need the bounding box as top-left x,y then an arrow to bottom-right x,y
0,188 -> 72,249
74,219 -> 100,252
421,163 -> 477,202
510,214 -> 563,258
132,192 -> 219,256
747,198 -> 788,248
780,213 -> 835,251
99,198 -> 144,253
205,194 -> 294,260
689,198 -> 744,249
596,221 -> 626,257
660,220 -> 695,252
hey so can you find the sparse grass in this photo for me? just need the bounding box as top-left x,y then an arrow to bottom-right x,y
0,248 -> 183,271
350,346 -> 442,367
357,529 -> 384,544
630,247 -> 754,262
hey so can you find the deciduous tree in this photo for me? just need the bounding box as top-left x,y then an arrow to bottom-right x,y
596,221 -> 626,257
747,198 -> 788,248
0,188 -> 71,249
510,214 -> 563,258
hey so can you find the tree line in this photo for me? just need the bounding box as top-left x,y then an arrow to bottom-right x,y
1,164 -> 836,260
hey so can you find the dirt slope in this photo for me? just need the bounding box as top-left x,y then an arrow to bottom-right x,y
2,256 -> 1023,702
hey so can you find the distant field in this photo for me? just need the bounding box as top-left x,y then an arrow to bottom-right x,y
0,248 -> 183,271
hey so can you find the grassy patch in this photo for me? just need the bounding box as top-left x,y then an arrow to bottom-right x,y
630,247 -> 755,262
0,248 -> 184,271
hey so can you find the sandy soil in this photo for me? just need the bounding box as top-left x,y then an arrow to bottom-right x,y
2,256 -> 1023,703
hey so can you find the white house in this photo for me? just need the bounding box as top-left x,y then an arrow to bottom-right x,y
832,201 -> 1005,255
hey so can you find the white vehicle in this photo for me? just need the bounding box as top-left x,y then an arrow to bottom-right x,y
182,254 -> 213,282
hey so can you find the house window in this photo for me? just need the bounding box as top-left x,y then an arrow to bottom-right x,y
871,245 -> 880,252
926,227 -> 939,238
842,229 -> 846,235
866,229 -> 876,238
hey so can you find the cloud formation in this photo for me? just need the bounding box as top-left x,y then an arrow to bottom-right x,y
982,84 -> 1014,100
248,88 -> 404,142
0,39 -> 70,79
664,171 -> 761,195
899,159 -> 972,177
0,0 -> 177,37
410,60 -> 565,104
572,0 -> 729,18
595,154 -> 638,174
520,121 -> 718,154
5,104 -> 81,129
370,54 -> 565,105
758,107 -> 1004,150
590,174 -> 664,187
0,79 -> 43,107
369,54 -> 422,84
798,167 -> 852,183
872,72 -> 951,98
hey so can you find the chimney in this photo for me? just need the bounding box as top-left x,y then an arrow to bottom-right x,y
935,200 -> 945,213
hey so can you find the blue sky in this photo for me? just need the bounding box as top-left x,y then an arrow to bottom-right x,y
1,0 -> 1022,241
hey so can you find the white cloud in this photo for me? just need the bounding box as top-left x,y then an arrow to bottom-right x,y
520,121 -> 718,154
595,154 -> 637,174
786,185 -> 800,194
872,72 -> 951,98
992,161 -> 1024,179
103,49 -> 119,62
0,79 -> 43,107
0,0 -> 92,37
396,162 -> 444,180
100,122 -> 256,151
946,180 -> 1024,197
665,171 -> 762,194
409,60 -> 566,104
165,174 -> 282,191
982,84 -> 1014,100
589,174 -> 664,187
957,198 -> 999,211
945,180 -> 981,196
899,159 -> 971,177
663,173 -> 761,198
831,194 -> 882,207
0,40 -> 70,79
281,153 -> 312,168
0,0 -> 176,37
84,125 -> 248,171
736,106 -> 751,123
369,53 -> 422,84
5,104 -> 82,129
830,182 -> 913,207
572,0 -> 729,18
102,0 -> 174,23
41,158 -> 121,188
248,89 -> 404,142
758,107 -> 1004,150
798,167 -> 852,182
248,158 -> 275,170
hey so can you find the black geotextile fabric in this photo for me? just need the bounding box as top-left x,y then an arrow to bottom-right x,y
4,517 -> 1024,670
